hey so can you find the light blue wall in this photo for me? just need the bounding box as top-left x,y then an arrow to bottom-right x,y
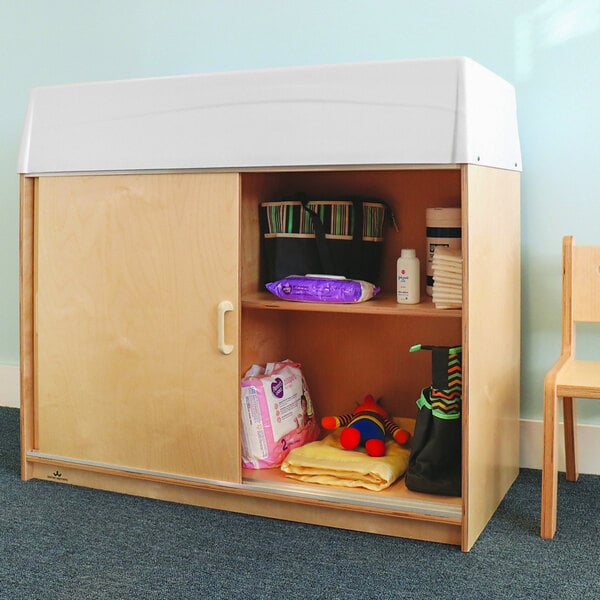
1,0 -> 599,423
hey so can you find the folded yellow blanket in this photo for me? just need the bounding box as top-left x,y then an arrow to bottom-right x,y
280,418 -> 414,491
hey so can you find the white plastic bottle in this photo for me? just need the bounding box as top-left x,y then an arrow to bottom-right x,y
397,249 -> 420,304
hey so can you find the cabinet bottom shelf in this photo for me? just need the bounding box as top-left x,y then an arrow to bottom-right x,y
242,467 -> 461,521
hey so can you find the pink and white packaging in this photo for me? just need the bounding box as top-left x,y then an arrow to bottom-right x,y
241,360 -> 320,469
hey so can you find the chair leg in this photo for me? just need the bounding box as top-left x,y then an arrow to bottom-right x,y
541,387 -> 559,539
563,396 -> 579,482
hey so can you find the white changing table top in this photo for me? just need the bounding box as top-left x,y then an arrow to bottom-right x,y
18,57 -> 521,174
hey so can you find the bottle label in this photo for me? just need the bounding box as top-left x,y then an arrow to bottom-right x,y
397,270 -> 411,301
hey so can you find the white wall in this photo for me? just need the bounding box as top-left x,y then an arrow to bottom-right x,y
0,366 -> 19,409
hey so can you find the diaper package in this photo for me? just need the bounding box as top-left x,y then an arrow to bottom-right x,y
241,360 -> 320,469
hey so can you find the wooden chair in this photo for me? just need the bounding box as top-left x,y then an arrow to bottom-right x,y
541,235 -> 600,539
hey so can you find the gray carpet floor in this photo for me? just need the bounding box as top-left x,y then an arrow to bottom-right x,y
1,407 -> 598,599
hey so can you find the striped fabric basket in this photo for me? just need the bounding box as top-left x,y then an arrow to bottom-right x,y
260,195 -> 393,284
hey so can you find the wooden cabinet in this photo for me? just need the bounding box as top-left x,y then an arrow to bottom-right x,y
19,58 -> 522,550
20,164 -> 520,551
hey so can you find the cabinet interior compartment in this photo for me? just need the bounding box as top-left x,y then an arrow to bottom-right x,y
239,308 -> 463,514
238,168 -> 464,513
241,310 -> 461,421
240,168 -> 462,299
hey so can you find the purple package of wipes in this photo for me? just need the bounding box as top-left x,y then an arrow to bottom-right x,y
266,275 -> 380,303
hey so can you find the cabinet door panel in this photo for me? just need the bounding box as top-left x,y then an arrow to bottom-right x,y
35,173 -> 241,483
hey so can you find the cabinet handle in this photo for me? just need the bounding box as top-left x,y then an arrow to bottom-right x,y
217,300 -> 234,355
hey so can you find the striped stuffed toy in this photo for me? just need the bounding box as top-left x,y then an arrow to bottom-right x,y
321,394 -> 410,457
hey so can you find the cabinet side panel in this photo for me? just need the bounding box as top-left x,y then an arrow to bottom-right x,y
35,173 -> 241,483
463,166 -> 521,550
20,175 -> 35,480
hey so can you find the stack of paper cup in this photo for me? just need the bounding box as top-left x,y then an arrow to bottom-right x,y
425,207 -> 461,295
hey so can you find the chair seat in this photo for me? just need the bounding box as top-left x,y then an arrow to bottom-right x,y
556,360 -> 600,398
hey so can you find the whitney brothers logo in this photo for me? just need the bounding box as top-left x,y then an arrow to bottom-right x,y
47,469 -> 68,482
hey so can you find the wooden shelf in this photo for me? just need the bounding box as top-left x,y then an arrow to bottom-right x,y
242,292 -> 461,318
242,467 -> 462,521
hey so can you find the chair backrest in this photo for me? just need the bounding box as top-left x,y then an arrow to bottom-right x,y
569,237 -> 600,323
562,236 -> 600,353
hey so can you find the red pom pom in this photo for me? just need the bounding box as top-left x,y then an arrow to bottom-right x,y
394,429 -> 410,445
321,416 -> 338,430
365,438 -> 386,457
340,427 -> 361,450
